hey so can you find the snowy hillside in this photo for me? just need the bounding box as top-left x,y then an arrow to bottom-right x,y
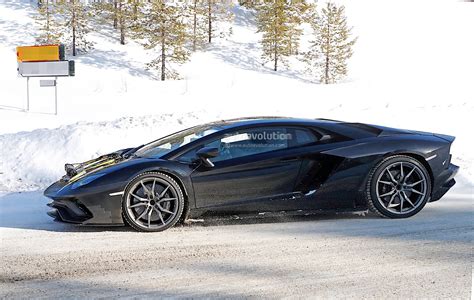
0,0 -> 473,192
0,112 -> 219,191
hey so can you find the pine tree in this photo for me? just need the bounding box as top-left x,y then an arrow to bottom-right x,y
117,0 -> 127,45
256,0 -> 306,71
94,0 -> 139,45
131,0 -> 140,21
189,0 -> 208,51
35,0 -> 62,45
306,2 -> 357,84
133,0 -> 189,81
56,0 -> 94,56
113,0 -> 118,29
287,0 -> 310,55
238,0 -> 257,10
203,0 -> 233,44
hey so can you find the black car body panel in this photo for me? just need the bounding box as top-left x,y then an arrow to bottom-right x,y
44,117 -> 459,225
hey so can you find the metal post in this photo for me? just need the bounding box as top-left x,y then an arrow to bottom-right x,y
26,77 -> 30,112
54,77 -> 58,115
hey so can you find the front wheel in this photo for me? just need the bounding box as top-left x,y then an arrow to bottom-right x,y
366,155 -> 432,218
122,172 -> 184,232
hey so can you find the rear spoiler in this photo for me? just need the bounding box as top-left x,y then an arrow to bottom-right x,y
433,133 -> 455,143
377,127 -> 455,143
320,121 -> 456,143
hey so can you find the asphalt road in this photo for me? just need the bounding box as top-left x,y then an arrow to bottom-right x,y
0,192 -> 472,299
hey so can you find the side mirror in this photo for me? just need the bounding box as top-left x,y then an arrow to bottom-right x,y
196,147 -> 219,168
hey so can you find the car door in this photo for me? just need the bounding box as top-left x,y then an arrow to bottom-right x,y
179,126 -> 319,212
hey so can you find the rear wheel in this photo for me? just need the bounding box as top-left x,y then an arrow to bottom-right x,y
366,155 -> 431,218
122,172 -> 184,232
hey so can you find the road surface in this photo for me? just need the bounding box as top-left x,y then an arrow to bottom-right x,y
0,191 -> 472,299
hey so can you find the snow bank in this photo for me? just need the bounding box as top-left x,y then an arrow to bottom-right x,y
0,112 -> 221,191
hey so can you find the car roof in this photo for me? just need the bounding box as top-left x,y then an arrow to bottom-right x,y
205,116 -> 341,130
199,117 -> 393,140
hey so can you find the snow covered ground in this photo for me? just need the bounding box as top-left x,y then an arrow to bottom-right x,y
0,0 -> 473,297
0,191 -> 472,298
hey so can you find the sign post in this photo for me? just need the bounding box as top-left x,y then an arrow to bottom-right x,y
26,77 -> 30,112
17,44 -> 74,115
55,77 -> 57,115
39,79 -> 58,115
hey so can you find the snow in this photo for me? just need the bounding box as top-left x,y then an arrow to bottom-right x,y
0,1 -> 473,297
0,112 -> 220,191
0,0 -> 473,193
0,190 -> 472,298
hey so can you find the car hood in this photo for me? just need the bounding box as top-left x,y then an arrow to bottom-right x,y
64,153 -> 124,183
63,147 -> 149,183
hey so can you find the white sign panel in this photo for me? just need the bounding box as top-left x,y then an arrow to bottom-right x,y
40,79 -> 56,87
18,61 -> 70,77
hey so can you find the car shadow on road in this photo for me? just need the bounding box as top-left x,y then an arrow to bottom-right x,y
0,191 -> 378,232
1,209 -> 375,233
0,191 -> 471,239
182,210 -> 374,228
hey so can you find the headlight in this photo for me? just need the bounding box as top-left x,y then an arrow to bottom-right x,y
70,173 -> 106,190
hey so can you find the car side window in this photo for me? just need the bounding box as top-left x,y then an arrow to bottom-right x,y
177,126 -> 318,163
214,127 -> 289,162
289,128 -> 319,147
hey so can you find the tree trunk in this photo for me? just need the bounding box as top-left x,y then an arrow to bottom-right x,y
208,0 -> 212,43
72,0 -> 76,56
289,35 -> 292,56
46,0 -> 50,43
120,25 -> 125,45
161,28 -> 166,81
113,0 -> 118,29
273,8 -> 278,71
133,0 -> 138,21
325,55 -> 329,84
119,1 -> 125,45
192,0 -> 197,51
324,23 -> 330,84
274,43 -> 278,71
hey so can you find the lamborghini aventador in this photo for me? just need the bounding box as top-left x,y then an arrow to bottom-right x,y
44,117 -> 459,232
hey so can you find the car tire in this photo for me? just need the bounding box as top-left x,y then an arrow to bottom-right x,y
122,172 -> 184,232
366,155 -> 432,218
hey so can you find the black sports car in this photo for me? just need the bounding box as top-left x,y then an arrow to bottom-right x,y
44,117 -> 459,232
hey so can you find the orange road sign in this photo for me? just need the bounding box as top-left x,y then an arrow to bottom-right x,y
16,45 -> 64,62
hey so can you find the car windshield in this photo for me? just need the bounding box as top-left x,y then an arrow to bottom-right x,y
134,124 -> 223,158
